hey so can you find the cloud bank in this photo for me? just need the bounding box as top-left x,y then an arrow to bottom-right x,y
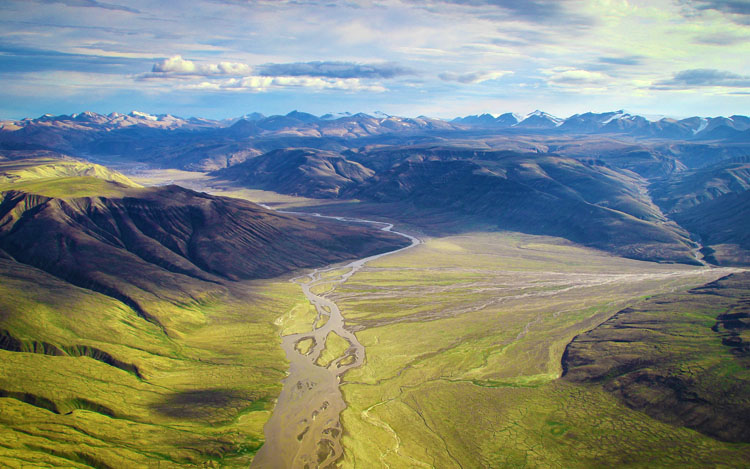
654,69 -> 750,89
2,0 -> 750,119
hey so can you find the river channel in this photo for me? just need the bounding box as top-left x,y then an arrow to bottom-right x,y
251,214 -> 420,468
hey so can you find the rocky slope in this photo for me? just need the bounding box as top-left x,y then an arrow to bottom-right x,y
562,272 -> 750,443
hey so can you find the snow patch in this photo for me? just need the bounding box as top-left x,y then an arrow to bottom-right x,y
693,118 -> 709,135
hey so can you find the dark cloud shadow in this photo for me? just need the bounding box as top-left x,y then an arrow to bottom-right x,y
152,388 -> 249,419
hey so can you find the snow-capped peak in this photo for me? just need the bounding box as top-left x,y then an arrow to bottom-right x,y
320,111 -> 352,120
528,110 -> 562,122
516,110 -> 564,127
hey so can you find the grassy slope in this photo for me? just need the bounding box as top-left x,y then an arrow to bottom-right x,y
0,257 -> 299,467
328,233 -> 747,467
0,166 -> 408,467
0,156 -> 141,193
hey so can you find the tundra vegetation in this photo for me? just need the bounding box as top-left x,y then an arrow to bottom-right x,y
0,159 -> 407,467
326,234 -> 748,467
1,121 -> 750,467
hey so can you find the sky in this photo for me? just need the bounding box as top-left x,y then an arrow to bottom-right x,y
1,0 -> 749,120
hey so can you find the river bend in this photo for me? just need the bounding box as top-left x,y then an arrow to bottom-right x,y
251,214 -> 419,468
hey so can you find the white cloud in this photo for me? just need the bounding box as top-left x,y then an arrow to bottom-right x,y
544,68 -> 608,86
150,55 -> 252,76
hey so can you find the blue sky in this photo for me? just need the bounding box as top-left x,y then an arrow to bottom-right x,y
1,0 -> 749,120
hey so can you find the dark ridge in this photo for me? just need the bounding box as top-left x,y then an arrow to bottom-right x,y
64,397 -> 116,417
0,389 -> 60,414
0,329 -> 65,356
103,205 -> 222,285
0,141 -> 52,152
24,445 -> 115,469
0,329 -> 142,378
714,310 -> 750,356
61,345 -> 142,379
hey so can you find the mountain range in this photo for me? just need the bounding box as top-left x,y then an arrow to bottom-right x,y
4,109 -> 749,143
3,109 -> 750,266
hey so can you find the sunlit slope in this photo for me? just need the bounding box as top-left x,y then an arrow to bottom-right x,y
0,169 -> 409,466
326,233 -> 746,467
0,256 -> 299,467
0,155 -> 140,192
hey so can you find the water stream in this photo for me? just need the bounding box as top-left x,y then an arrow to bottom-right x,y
251,213 -> 419,468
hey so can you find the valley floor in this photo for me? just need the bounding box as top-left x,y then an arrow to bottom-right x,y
4,167 -> 748,467
329,232 -> 746,468
129,168 -> 750,468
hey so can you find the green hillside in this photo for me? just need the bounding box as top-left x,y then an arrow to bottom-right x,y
0,161 -> 409,467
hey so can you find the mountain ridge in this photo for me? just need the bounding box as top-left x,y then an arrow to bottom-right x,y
4,109 -> 750,140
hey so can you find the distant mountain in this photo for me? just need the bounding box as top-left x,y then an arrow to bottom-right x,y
285,110 -> 320,123
451,112 -> 520,127
321,111 -> 353,120
5,109 -> 750,142
3,109 -> 750,172
447,110 -> 750,140
495,112 -> 521,127
451,113 -> 498,126
3,109 -> 750,266
672,190 -> 750,265
558,111 -> 624,133
341,148 -> 695,263
211,148 -> 374,198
